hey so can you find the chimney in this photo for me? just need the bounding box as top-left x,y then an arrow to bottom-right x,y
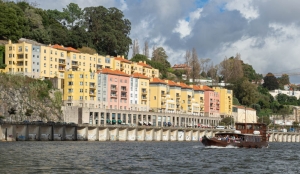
139,61 -> 142,63
8,40 -> 11,44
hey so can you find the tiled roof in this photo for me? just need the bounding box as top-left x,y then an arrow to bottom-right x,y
132,72 -> 150,79
114,57 -> 131,63
201,85 -> 214,91
137,62 -> 152,69
192,85 -> 203,91
98,68 -> 130,77
150,77 -> 167,84
179,82 -> 193,89
52,44 -> 80,53
166,80 -> 181,87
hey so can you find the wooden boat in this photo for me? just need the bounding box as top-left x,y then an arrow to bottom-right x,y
201,123 -> 268,148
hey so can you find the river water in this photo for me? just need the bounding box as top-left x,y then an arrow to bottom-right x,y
0,142 -> 298,174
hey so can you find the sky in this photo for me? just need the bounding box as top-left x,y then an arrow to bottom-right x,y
36,0 -> 300,83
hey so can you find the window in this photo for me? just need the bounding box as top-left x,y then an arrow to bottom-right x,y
80,89 -> 83,93
44,49 -> 46,53
44,63 -> 46,67
18,46 -> 22,52
68,82 -> 73,86
80,74 -> 84,78
80,82 -> 83,86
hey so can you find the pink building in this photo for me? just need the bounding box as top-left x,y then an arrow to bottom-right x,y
203,86 -> 220,117
101,68 -> 130,110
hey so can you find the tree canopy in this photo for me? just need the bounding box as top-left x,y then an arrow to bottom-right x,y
263,73 -> 279,90
0,1 -> 132,57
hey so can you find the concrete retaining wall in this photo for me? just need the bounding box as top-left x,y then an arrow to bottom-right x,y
1,123 -> 299,142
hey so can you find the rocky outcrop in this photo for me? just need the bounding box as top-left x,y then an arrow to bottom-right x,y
0,73 -> 63,122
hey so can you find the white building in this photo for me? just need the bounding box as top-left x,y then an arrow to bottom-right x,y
269,89 -> 300,99
232,105 -> 257,123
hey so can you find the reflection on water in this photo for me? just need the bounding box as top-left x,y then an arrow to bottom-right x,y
0,142 -> 299,173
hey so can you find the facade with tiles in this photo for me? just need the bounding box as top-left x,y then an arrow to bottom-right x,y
3,40 -> 238,126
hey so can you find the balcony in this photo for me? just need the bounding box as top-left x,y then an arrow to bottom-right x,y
59,60 -> 66,65
161,104 -> 166,108
176,100 -> 180,104
120,64 -> 124,70
71,62 -> 79,67
161,92 -> 166,97
121,95 -> 127,98
176,94 -> 180,98
142,90 -> 147,94
110,94 -> 117,98
141,96 -> 147,100
121,87 -> 127,92
89,92 -> 96,96
89,85 -> 96,89
59,68 -> 65,72
188,107 -> 192,111
111,87 -> 117,91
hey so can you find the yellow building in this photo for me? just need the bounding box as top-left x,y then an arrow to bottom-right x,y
165,80 -> 182,113
63,70 -> 96,107
191,85 -> 204,116
213,87 -> 233,118
179,82 -> 193,113
115,56 -> 132,75
149,77 -> 168,112
5,40 -> 33,75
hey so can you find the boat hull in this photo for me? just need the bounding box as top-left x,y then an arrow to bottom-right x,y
201,136 -> 268,148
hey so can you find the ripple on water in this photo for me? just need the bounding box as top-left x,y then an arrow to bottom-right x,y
0,142 -> 299,173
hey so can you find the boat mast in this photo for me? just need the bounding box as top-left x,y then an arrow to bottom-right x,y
245,106 -> 247,132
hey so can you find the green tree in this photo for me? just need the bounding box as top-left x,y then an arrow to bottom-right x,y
8,107 -> 17,122
84,6 -> 132,57
63,3 -> 83,27
263,73 -> 279,90
0,45 -> 6,69
257,115 -> 271,125
232,78 -> 259,106
25,108 -> 33,121
220,117 -> 234,127
0,3 -> 23,41
277,74 -> 290,89
200,71 -> 207,78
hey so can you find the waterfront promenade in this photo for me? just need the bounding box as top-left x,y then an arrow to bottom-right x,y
0,122 -> 298,142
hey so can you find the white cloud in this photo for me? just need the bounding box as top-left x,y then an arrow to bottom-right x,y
119,0 -> 128,11
225,0 -> 259,21
216,23 -> 300,76
172,8 -> 203,39
173,20 -> 192,39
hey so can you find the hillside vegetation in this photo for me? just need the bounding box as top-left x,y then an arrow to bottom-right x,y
0,73 -> 63,121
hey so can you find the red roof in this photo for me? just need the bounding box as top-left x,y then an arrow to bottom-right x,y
192,85 -> 203,91
166,80 -> 181,87
114,57 -> 131,63
179,82 -> 193,89
200,85 -> 214,91
150,77 -> 167,84
52,44 -> 80,53
132,72 -> 150,79
137,62 -> 152,69
98,68 -> 130,77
